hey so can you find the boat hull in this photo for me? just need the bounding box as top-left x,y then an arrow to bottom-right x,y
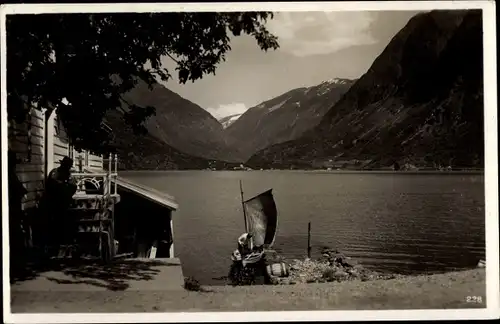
228,251 -> 271,286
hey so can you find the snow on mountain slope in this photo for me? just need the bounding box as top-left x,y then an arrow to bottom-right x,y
218,113 -> 243,129
224,78 -> 355,160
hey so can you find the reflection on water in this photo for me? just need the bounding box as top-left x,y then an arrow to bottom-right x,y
122,171 -> 485,285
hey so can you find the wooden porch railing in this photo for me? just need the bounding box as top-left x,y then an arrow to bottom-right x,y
72,153 -> 118,197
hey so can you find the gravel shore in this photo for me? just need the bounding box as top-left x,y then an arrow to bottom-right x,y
267,249 -> 407,285
11,269 -> 485,312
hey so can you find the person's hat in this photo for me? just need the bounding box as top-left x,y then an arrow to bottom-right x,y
60,156 -> 73,167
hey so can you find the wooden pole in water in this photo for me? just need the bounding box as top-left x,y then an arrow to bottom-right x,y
307,222 -> 312,258
239,180 -> 248,233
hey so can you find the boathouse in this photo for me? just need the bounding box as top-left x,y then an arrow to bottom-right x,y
113,177 -> 179,258
7,106 -> 179,260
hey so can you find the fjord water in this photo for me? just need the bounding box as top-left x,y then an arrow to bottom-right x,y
122,171 -> 485,285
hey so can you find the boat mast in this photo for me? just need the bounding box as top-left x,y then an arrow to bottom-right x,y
239,180 -> 248,232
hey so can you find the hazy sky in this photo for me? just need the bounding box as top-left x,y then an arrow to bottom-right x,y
160,11 -> 422,119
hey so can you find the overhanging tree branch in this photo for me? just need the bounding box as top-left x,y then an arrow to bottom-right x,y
7,12 -> 280,153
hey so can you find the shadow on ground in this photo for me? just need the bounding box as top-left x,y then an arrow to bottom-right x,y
11,259 -> 174,291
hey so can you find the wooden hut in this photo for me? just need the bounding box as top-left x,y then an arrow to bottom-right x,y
113,177 -> 179,258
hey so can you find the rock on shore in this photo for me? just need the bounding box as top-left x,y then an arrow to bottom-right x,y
269,248 -> 404,285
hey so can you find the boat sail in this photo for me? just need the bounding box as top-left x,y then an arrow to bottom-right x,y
242,187 -> 278,249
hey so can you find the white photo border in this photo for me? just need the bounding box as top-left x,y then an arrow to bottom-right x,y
1,1 -> 498,323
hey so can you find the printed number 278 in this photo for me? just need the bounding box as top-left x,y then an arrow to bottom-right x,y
466,296 -> 483,303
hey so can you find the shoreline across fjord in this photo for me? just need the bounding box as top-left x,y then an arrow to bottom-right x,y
119,169 -> 485,175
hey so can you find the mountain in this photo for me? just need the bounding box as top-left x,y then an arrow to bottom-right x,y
219,113 -> 243,129
119,78 -> 241,162
225,78 -> 354,160
105,109 -> 239,170
247,10 -> 484,170
103,77 -> 245,169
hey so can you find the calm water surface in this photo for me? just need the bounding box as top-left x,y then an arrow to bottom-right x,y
122,171 -> 485,285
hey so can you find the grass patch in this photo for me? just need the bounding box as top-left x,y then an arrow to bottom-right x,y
184,276 -> 205,292
183,276 -> 213,292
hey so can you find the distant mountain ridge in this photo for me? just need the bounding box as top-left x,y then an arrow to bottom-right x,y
247,10 -> 484,170
105,107 -> 241,170
225,78 -> 355,160
107,75 -> 355,169
119,78 -> 241,162
105,77 -> 245,169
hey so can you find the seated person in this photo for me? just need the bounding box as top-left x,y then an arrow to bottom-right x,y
42,156 -> 77,247
237,232 -> 253,256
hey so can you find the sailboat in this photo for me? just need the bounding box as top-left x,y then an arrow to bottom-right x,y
228,180 -> 278,285
240,180 -> 278,251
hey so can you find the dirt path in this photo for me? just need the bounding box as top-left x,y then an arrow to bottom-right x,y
10,269 -> 485,313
